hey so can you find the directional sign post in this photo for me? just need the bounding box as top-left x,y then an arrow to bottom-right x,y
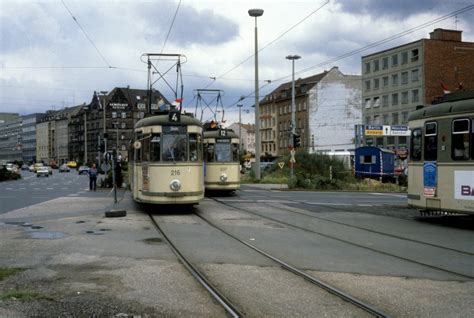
278,162 -> 285,169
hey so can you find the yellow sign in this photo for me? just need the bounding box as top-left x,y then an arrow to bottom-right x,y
365,129 -> 383,136
278,162 -> 285,169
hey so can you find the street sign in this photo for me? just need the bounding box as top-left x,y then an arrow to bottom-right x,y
290,149 -> 296,163
365,125 -> 383,136
101,163 -> 111,171
278,162 -> 285,169
390,125 -> 411,136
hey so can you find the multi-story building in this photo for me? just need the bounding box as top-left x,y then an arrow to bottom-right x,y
0,113 -> 20,124
361,28 -> 474,150
0,115 -> 22,164
259,66 -> 361,158
36,106 -> 83,165
69,87 -> 169,164
227,123 -> 255,155
21,113 -> 45,163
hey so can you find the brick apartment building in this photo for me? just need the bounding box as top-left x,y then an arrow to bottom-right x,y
361,28 -> 474,150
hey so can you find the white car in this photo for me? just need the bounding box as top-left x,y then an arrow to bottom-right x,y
36,166 -> 49,178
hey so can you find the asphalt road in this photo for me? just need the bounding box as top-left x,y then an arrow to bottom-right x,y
0,169 -> 104,214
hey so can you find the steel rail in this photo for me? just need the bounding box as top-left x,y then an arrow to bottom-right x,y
148,214 -> 244,318
195,208 -> 389,318
210,197 -> 474,280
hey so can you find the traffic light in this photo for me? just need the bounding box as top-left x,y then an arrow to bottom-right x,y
293,134 -> 301,148
100,141 -> 105,153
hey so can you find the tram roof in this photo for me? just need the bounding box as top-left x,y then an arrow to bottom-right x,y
135,114 -> 202,128
203,129 -> 239,138
409,96 -> 474,121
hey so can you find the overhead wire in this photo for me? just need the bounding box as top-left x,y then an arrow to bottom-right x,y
61,0 -> 112,68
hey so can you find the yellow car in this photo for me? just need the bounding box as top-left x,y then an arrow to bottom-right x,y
66,161 -> 77,168
33,163 -> 44,172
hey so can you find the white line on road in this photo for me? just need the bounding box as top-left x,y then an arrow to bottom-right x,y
357,204 -> 374,207
370,193 -> 406,198
5,188 -> 13,190
304,202 -> 352,206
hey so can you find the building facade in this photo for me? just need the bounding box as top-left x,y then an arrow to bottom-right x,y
361,28 -> 474,150
259,67 -> 361,158
69,87 -> 169,164
0,115 -> 22,164
21,113 -> 45,163
227,123 -> 256,155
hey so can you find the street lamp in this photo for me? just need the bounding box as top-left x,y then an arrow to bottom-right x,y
99,90 -> 108,175
248,8 -> 263,180
286,54 -> 301,179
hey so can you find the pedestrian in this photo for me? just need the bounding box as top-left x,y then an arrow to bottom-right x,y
89,163 -> 98,191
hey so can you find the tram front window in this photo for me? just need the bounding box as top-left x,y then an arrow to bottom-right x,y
215,142 -> 232,162
151,135 -> 161,161
163,134 -> 187,162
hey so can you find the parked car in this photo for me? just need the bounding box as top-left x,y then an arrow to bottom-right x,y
29,164 -> 35,172
33,163 -> 44,172
5,163 -> 19,174
78,166 -> 90,175
36,166 -> 49,178
21,164 -> 29,170
59,164 -> 70,173
45,166 -> 53,175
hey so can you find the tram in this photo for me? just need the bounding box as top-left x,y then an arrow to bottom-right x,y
203,126 -> 241,192
407,91 -> 474,215
129,110 -> 204,205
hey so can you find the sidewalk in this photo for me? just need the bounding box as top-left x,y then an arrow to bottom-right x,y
0,192 -> 224,317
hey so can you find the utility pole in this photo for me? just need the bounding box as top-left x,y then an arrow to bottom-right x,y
237,104 -> 243,153
100,91 -> 108,175
286,54 -> 301,179
83,111 -> 88,164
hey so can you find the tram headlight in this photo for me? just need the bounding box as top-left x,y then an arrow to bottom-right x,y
220,173 -> 228,182
169,179 -> 181,191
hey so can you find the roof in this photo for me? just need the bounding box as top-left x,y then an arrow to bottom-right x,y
408,92 -> 474,121
261,71 -> 329,104
203,129 -> 239,139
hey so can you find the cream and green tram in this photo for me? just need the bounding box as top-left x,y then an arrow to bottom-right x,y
203,128 -> 240,192
407,93 -> 474,215
129,111 -> 204,205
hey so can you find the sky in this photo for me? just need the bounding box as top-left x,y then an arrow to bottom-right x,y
1,0 -> 473,125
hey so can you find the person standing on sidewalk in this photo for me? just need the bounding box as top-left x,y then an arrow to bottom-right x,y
89,164 -> 98,191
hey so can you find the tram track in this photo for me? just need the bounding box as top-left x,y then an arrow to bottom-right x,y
148,211 -> 388,317
208,196 -> 474,280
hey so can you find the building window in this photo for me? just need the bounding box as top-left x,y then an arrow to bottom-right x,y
392,74 -> 398,86
365,80 -> 371,91
392,113 -> 399,124
365,98 -> 371,109
401,91 -> 409,104
121,112 -> 126,119
401,72 -> 408,85
364,62 -> 371,74
374,78 -> 380,90
383,114 -> 389,124
112,112 -> 117,118
365,116 -> 371,124
382,57 -> 389,70
383,76 -> 389,87
412,89 -> 419,103
387,136 -> 395,146
411,49 -> 419,62
411,69 -> 419,82
373,115 -> 381,125
392,93 -> 399,106
373,60 -> 379,72
382,95 -> 389,107
402,111 -> 409,123
392,54 -> 398,67
401,51 -> 408,64
373,97 -> 380,108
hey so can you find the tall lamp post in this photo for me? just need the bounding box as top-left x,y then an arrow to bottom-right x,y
99,91 -> 108,175
248,8 -> 264,180
286,54 -> 301,179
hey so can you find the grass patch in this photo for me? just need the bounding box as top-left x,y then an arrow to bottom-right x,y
0,268 -> 25,281
0,290 -> 53,302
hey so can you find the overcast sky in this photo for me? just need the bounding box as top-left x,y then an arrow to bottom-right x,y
1,0 -> 473,125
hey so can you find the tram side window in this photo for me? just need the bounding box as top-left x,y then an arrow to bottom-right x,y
142,135 -> 151,161
135,133 -> 142,162
189,134 -> 200,161
410,128 -> 422,161
232,143 -> 239,162
452,119 -> 470,160
151,135 -> 161,161
163,134 -> 187,162
424,122 -> 437,161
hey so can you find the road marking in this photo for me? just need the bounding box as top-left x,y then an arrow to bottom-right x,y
46,188 -> 53,190
370,193 -> 406,198
24,175 -> 36,180
357,204 -> 374,207
256,199 -> 294,204
33,188 -> 41,190
31,196 -> 49,199
5,188 -> 13,190
304,202 -> 352,206
19,187 -> 26,190
67,194 -> 79,197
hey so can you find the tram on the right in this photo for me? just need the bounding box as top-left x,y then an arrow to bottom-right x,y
407,91 -> 474,215
203,125 -> 241,192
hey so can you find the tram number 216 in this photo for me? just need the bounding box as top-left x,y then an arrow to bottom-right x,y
171,170 -> 181,176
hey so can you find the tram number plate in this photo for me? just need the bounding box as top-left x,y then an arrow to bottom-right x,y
171,170 -> 181,176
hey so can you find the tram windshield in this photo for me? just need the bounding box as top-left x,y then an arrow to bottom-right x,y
163,134 -> 187,162
206,140 -> 239,163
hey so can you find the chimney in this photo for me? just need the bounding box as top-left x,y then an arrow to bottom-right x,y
429,28 -> 462,42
